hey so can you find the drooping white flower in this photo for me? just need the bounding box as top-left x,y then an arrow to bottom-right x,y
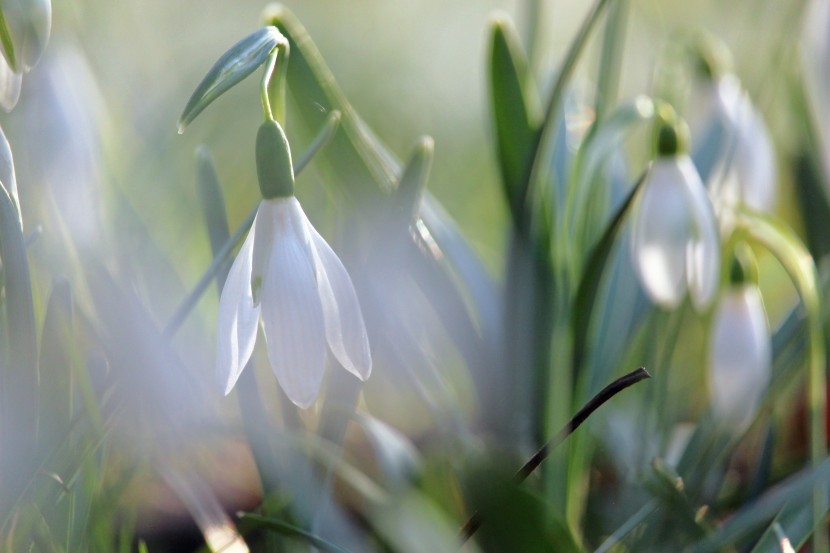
707,75 -> 776,213
0,0 -> 51,111
708,284 -> 771,431
632,154 -> 720,311
216,119 -> 371,408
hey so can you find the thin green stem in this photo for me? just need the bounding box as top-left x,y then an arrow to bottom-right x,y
261,49 -> 279,121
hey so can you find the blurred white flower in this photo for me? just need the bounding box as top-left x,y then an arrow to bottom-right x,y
216,196 -> 372,408
0,0 -> 51,111
708,75 -> 776,213
632,155 -> 720,311
1,0 -> 51,72
708,284 -> 771,431
802,0 -> 830,182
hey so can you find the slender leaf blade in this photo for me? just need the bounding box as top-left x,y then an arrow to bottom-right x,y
0,179 -> 37,517
488,16 -> 540,221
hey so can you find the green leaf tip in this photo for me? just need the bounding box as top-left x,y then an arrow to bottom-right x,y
178,26 -> 287,133
488,11 -> 540,221
398,136 -> 434,196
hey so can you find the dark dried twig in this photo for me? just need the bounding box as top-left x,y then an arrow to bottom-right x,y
459,367 -> 651,543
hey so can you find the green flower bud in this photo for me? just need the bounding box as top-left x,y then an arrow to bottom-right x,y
256,119 -> 294,199
728,242 -> 759,287
689,31 -> 732,82
653,103 -> 690,157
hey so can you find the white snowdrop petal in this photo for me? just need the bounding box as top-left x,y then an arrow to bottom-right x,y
251,200 -> 277,303
735,108 -> 776,212
716,78 -> 776,212
0,57 -> 21,112
216,226 -> 260,395
306,213 -> 372,380
632,159 -> 692,308
708,286 -> 771,431
677,156 -> 721,310
259,202 -> 326,409
2,0 -> 51,72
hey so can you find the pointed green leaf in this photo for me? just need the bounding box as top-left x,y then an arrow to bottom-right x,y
392,136 -> 434,225
37,279 -> 73,455
567,96 -> 654,258
195,145 -> 231,289
0,179 -> 37,515
572,170 -> 646,374
178,26 -> 284,132
488,16 -> 540,220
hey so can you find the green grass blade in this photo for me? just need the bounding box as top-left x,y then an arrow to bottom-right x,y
195,146 -> 231,289
685,459 -> 830,553
239,512 -> 353,553
571,169 -> 646,375
37,279 -> 73,457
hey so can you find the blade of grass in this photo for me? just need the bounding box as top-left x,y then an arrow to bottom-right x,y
239,512 -> 352,553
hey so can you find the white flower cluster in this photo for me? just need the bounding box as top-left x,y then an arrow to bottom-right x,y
631,68 -> 776,432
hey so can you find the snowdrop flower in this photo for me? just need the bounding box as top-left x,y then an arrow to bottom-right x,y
0,0 -> 51,111
706,75 -> 776,214
708,249 -> 771,432
632,107 -> 720,311
216,119 -> 372,408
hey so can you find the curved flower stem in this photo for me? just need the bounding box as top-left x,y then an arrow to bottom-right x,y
459,367 -> 651,543
737,212 -> 828,553
162,110 -> 341,340
260,49 -> 279,121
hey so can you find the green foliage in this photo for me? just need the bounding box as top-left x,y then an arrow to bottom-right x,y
2,0 -> 830,552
